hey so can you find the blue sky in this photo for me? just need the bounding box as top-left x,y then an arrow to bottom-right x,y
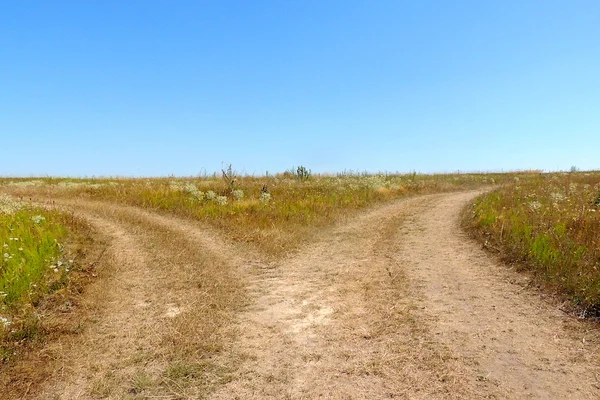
2,1 -> 599,176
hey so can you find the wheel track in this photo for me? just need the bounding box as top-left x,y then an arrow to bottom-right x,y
34,198 -> 248,399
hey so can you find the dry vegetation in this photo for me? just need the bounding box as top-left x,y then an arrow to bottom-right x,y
464,171 -> 600,315
2,170 -> 517,258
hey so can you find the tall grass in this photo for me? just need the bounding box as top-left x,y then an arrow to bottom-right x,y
0,195 -> 81,361
3,171 -> 526,256
465,172 -> 600,314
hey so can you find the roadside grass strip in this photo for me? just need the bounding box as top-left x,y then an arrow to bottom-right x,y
0,195 -> 71,360
466,172 -> 600,315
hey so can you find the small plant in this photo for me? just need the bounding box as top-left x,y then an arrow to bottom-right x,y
296,166 -> 311,181
184,183 -> 204,201
215,196 -> 228,206
232,189 -> 244,200
222,163 -> 237,191
260,192 -> 271,204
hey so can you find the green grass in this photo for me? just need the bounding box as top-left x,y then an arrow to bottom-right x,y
465,172 -> 600,314
0,195 -> 80,361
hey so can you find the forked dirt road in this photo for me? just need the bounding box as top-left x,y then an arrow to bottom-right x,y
16,190 -> 600,399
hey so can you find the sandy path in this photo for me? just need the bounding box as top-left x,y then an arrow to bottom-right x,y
16,190 -> 600,399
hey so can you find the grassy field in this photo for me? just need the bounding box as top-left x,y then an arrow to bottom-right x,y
3,169 -> 600,397
465,171 -> 600,315
2,170 -> 521,257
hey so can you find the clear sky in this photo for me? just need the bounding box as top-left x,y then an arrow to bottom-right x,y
2,1 -> 599,177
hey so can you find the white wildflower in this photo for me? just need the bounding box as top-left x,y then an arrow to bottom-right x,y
183,183 -> 205,201
31,215 -> 46,224
0,194 -> 24,215
0,316 -> 12,328
528,201 -> 542,212
550,192 -> 566,203
169,181 -> 184,191
192,191 -> 205,201
184,183 -> 199,194
260,192 -> 271,203
232,189 -> 244,200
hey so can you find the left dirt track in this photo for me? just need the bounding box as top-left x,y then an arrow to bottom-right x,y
22,199 -> 249,399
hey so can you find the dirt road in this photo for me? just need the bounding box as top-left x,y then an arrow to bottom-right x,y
22,191 -> 600,398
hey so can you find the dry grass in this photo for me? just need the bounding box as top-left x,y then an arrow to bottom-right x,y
120,210 -> 245,398
347,213 -> 474,397
2,171 -> 525,258
464,171 -> 600,315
